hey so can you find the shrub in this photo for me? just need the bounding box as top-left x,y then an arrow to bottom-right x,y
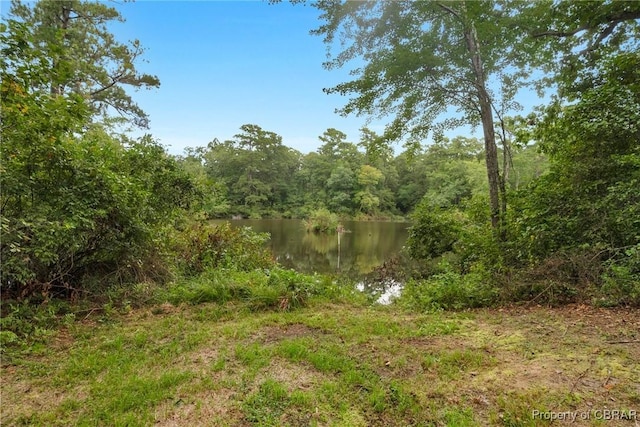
406,200 -> 463,261
597,245 -> 640,307
173,222 -> 274,275
0,131 -> 195,301
399,263 -> 498,311
303,208 -> 339,233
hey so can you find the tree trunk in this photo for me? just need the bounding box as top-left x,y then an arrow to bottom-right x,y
50,4 -> 71,96
464,22 -> 502,234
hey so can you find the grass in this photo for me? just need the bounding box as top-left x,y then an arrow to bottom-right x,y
2,301 -> 639,426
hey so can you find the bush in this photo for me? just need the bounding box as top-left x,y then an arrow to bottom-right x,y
303,208 -> 339,233
0,130 -> 195,300
399,263 -> 498,311
406,200 -> 463,261
173,221 -> 274,275
597,245 -> 640,307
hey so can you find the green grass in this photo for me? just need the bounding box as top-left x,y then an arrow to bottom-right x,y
2,301 -> 639,426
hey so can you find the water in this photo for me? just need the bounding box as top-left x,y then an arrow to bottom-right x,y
211,219 -> 410,279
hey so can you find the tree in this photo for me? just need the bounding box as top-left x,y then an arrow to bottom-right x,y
4,0 -> 160,127
204,125 -> 300,217
510,2 -> 639,256
309,129 -> 364,214
513,52 -> 640,259
312,1 -> 533,235
0,0 -> 195,299
356,165 -> 383,214
358,127 -> 399,213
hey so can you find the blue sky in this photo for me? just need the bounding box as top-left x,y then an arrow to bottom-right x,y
104,0 -> 388,155
1,0 -> 544,155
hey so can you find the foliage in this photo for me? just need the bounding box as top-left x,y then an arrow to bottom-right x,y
310,1 -> 548,233
0,124 -> 194,299
399,265 -> 498,312
3,0 -> 639,321
598,245 -> 640,307
1,1 -> 197,300
510,52 -> 640,261
4,0 -> 160,127
302,208 -> 339,234
203,125 -> 301,218
198,125 -> 507,219
172,222 -> 274,276
176,148 -> 231,217
526,1 -> 640,95
406,200 -> 463,261
0,299 -> 74,352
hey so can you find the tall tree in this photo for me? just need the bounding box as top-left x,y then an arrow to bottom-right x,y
0,1 -> 196,298
312,1 -> 533,236
4,0 -> 160,127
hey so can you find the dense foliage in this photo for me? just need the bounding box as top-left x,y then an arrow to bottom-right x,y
394,3 -> 640,308
1,0 -> 638,319
184,130 -> 542,221
1,1 -> 192,301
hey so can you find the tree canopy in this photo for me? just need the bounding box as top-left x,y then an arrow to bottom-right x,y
3,0 -> 160,127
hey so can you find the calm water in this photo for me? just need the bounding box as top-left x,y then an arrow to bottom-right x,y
211,219 -> 410,278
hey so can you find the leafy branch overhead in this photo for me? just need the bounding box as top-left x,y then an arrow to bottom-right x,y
3,0 -> 160,128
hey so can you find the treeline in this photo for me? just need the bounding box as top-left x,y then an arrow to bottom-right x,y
179,126 -> 546,220
1,0 -> 638,312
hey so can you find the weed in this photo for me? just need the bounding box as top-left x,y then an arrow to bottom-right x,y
422,349 -> 488,379
235,342 -> 271,370
243,379 -> 290,425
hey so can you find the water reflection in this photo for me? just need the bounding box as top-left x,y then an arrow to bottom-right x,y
356,280 -> 403,305
211,219 -> 409,279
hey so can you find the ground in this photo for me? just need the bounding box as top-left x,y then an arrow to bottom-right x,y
2,303 -> 639,426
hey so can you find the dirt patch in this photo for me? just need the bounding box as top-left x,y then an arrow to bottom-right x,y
0,375 -> 87,425
154,387 -> 244,427
181,346 -> 221,369
256,357 -> 324,392
254,323 -> 326,344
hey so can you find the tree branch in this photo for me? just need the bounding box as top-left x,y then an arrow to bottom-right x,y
532,9 -> 640,39
532,25 -> 589,38
89,72 -> 124,97
436,2 -> 461,21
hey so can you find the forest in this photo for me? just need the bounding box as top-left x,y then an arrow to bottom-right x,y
1,1 -> 639,425
2,0 -> 638,311
180,126 -> 545,220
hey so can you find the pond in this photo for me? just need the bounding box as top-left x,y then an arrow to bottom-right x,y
211,219 -> 410,279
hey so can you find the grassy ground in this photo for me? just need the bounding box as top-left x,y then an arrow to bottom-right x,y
2,301 -> 639,426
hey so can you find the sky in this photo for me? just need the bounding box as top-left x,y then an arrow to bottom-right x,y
102,0 -> 389,155
1,0 -> 545,156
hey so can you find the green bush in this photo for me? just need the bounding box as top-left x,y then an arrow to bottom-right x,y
303,208 -> 339,233
0,129 -> 196,300
597,245 -> 640,307
407,200 -> 463,261
173,222 -> 274,275
399,263 -> 498,311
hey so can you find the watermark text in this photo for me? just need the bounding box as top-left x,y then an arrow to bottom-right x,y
532,409 -> 637,422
